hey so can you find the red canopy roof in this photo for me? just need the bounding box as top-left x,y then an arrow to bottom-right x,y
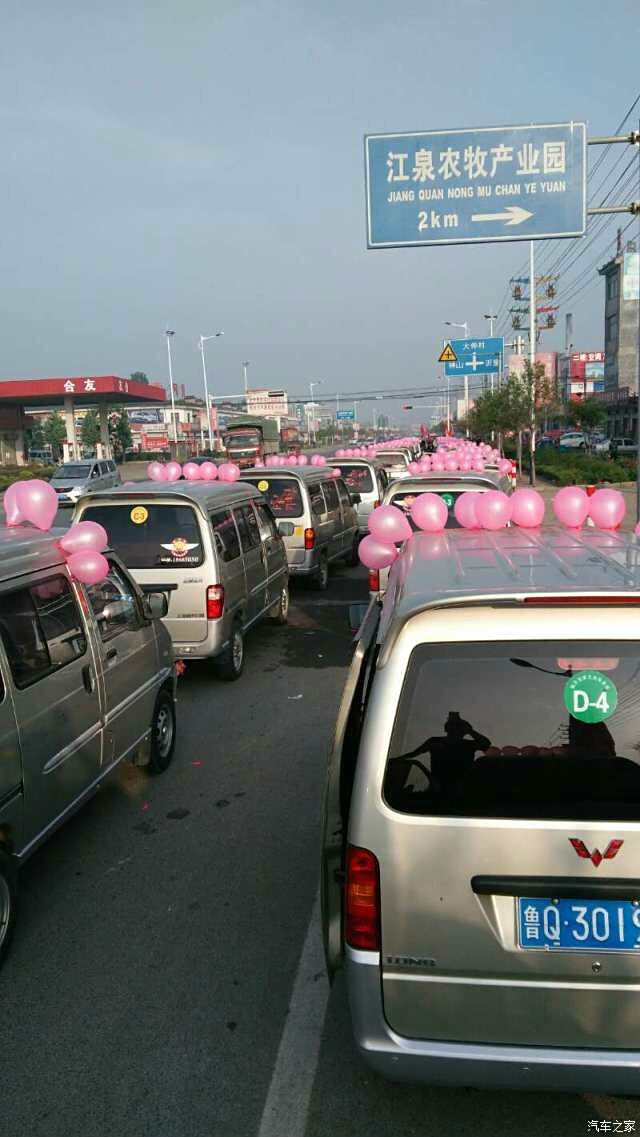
0,376 -> 166,407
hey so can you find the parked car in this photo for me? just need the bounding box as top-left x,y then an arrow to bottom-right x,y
49,459 -> 120,506
609,438 -> 637,457
322,524 -> 640,1095
370,470 -> 511,597
0,525 -> 176,966
325,458 -> 388,535
74,480 -> 289,680
558,432 -> 586,451
589,433 -> 610,455
241,468 -> 359,590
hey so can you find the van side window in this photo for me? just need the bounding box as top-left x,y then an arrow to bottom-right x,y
310,484 -> 326,519
0,576 -> 87,688
234,505 -> 261,551
336,480 -> 352,509
210,509 -> 241,562
253,501 -> 278,540
86,562 -> 141,642
91,465 -> 100,479
322,481 -> 339,512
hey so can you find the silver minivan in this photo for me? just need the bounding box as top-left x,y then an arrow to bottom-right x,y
74,481 -> 289,680
50,458 -> 120,506
375,449 -> 412,481
241,468 -> 359,590
0,524 -> 177,966
323,525 -> 640,1095
326,458 -> 388,535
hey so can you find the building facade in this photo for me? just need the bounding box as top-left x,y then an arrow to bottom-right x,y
598,241 -> 639,396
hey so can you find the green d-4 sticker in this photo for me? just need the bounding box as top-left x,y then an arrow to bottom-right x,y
563,670 -> 618,723
440,493 -> 454,509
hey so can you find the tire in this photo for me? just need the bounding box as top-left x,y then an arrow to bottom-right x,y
0,852 -> 17,969
216,620 -> 245,681
347,533 -> 360,567
148,689 -> 177,774
313,553 -> 329,591
269,582 -> 289,625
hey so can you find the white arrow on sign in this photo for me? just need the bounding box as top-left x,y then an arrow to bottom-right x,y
471,206 -> 533,227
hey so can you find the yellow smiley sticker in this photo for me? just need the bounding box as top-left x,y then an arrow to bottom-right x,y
130,506 -> 148,525
258,479 -> 269,492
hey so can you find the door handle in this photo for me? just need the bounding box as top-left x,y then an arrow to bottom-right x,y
105,647 -> 118,664
82,664 -> 95,693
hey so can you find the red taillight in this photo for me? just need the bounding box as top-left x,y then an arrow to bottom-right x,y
304,527 -> 316,550
206,584 -> 224,619
368,568 -> 380,592
346,845 -> 380,951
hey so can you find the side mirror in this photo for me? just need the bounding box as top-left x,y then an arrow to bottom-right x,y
144,592 -> 168,620
277,521 -> 295,537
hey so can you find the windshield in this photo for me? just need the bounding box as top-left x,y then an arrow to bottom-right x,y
377,452 -> 408,468
388,486 -> 486,529
225,430 -> 260,447
335,464 -> 374,493
386,641 -> 640,821
55,464 -> 92,479
243,476 -> 303,517
81,503 -> 204,567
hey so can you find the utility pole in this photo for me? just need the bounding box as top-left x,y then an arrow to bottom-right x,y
165,330 -> 178,447
242,361 -> 250,397
529,240 -> 536,487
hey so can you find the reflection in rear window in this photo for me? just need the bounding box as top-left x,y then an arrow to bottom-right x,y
390,488 -> 467,529
337,464 -> 374,493
244,477 -> 303,518
385,642 -> 640,821
82,503 -> 203,567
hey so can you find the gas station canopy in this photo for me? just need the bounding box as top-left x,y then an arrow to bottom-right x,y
0,375 -> 166,407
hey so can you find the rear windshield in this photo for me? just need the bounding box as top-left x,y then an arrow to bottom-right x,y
82,503 -> 204,567
243,477 -> 303,518
377,452 -> 407,468
56,464 -> 91,478
385,642 -> 640,821
336,464 -> 374,493
388,487 -> 476,529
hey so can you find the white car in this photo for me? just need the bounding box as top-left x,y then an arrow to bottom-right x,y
558,432 -> 586,451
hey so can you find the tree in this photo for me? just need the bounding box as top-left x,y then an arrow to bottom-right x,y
43,412 -> 67,461
130,371 -> 149,385
567,397 -> 607,444
80,409 -> 101,450
109,409 -> 132,457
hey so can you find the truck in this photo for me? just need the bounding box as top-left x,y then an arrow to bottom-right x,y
223,416 -> 280,468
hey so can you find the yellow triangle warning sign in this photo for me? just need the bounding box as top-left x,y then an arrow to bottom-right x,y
439,342 -> 457,363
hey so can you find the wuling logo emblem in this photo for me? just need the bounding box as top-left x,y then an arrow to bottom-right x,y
569,838 -> 624,868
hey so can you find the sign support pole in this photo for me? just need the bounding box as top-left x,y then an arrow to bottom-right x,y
529,239 -> 536,487
637,117 -> 640,523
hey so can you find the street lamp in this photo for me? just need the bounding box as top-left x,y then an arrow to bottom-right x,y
242,361 -> 250,397
308,380 -> 322,444
483,314 -> 498,336
444,319 -> 469,338
198,332 -> 224,452
165,330 -> 177,446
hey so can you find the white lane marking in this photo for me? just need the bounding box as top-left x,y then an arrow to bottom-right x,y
257,892 -> 329,1137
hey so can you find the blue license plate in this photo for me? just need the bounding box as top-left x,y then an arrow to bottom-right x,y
517,897 -> 640,952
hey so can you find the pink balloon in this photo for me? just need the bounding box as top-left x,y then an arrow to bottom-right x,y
66,550 -> 110,585
411,493 -> 448,532
166,461 -> 182,482
4,481 -> 24,526
147,462 -> 167,482
473,459 -> 485,472
358,534 -> 398,571
431,456 -> 445,472
335,449 -> 345,458
588,488 -> 626,530
59,520 -> 108,556
498,459 -> 512,476
227,463 -> 241,481
552,486 -> 589,529
459,457 -> 473,471
317,455 -> 326,465
475,490 -> 512,530
183,462 -> 201,481
635,522 -> 640,537
297,454 -> 308,465
199,461 -> 218,480
368,504 -> 412,544
510,487 -> 545,528
331,467 -> 341,478
14,479 -> 59,531
454,492 -> 480,529
408,461 -> 421,474
218,463 -> 233,482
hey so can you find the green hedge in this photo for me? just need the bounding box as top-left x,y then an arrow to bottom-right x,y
0,465 -> 56,492
505,445 -> 634,486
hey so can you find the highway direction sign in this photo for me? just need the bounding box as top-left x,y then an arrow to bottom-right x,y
365,122 -> 586,248
444,337 -> 504,376
336,409 -> 355,421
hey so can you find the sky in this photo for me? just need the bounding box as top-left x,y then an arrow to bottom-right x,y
2,0 -> 639,426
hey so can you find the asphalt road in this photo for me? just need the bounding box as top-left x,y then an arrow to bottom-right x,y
3,562 -> 640,1136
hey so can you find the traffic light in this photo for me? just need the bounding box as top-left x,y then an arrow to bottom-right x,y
402,404 -> 413,410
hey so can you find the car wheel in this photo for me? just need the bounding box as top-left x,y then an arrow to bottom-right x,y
216,620 -> 245,681
0,852 -> 17,969
314,554 -> 329,591
269,583 -> 289,625
347,533 -> 360,567
148,689 -> 177,774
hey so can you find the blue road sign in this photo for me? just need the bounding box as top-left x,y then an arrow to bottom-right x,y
365,122 -> 586,248
336,409 -> 355,421
444,337 -> 504,376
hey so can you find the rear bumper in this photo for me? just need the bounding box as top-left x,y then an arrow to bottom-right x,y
346,949 -> 640,1095
287,549 -> 319,576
